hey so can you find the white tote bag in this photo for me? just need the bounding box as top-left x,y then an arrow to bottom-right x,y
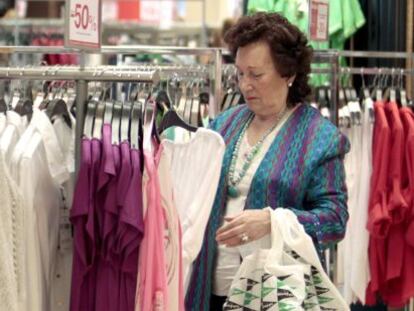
223,208 -> 349,311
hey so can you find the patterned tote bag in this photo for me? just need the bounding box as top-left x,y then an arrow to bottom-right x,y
223,208 -> 349,311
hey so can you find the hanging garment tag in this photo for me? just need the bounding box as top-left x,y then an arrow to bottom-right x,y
309,0 -> 329,41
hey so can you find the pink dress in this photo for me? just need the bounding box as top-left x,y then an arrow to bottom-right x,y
136,142 -> 169,311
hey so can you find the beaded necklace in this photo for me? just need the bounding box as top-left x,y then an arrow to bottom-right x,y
227,108 -> 287,198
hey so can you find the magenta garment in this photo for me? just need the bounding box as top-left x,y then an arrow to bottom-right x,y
95,124 -> 120,311
70,137 -> 100,311
71,125 -> 144,311
117,146 -> 144,311
137,145 -> 169,311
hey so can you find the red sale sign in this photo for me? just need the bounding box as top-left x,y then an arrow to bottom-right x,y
66,0 -> 102,49
309,0 -> 329,42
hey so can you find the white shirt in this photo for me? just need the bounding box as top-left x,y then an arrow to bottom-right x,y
0,111 -> 26,165
10,109 -> 69,311
0,112 -> 6,134
0,111 -> 27,309
50,115 -> 76,311
0,150 -> 23,311
350,98 -> 373,303
337,101 -> 363,301
161,128 -> 225,293
212,108 -> 295,296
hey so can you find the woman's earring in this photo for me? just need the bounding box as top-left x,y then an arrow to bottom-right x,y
288,82 -> 293,87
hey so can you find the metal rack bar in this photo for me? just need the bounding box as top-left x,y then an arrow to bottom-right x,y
313,67 -> 414,75
0,45 -> 218,56
0,65 -> 159,173
0,18 -> 212,30
0,45 -> 222,117
0,66 -> 160,82
338,50 -> 413,59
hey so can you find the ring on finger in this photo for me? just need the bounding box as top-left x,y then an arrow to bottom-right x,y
240,233 -> 249,243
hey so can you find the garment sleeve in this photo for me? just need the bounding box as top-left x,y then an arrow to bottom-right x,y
289,133 -> 350,250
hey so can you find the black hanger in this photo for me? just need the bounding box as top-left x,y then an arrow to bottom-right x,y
83,100 -> 97,138
156,89 -> 172,112
111,101 -> 122,145
221,90 -> 233,111
46,98 -> 72,128
66,89 -> 77,117
158,106 -> 198,134
0,98 -> 7,113
15,98 -> 33,120
231,92 -> 242,108
0,81 -> 8,113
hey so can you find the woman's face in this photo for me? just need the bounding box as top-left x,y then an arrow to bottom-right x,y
235,40 -> 292,116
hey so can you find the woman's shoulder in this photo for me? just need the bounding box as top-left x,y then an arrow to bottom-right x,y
294,104 -> 350,159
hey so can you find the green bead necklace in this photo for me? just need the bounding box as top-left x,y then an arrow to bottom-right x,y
227,109 -> 287,198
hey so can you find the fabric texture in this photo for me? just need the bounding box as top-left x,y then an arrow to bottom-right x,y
185,104 -> 350,310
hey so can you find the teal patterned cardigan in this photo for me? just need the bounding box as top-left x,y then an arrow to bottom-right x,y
185,104 -> 350,310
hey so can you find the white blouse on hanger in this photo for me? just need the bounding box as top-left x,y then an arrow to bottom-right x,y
10,109 -> 69,311
50,114 -> 76,311
161,128 -> 225,291
0,147 -> 24,311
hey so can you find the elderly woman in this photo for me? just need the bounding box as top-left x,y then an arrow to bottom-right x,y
185,12 -> 350,310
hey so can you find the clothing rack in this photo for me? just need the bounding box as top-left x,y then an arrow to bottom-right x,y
0,45 -> 224,177
0,64 -> 160,176
0,45 -> 222,117
324,51 -> 414,311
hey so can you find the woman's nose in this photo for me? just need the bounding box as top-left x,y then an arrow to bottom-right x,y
238,79 -> 253,93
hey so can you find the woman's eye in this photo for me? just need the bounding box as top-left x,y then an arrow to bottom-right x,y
252,73 -> 263,79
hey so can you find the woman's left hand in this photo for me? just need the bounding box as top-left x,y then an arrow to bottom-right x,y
215,209 -> 271,247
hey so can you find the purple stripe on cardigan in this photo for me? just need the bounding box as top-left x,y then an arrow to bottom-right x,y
267,108 -> 303,205
290,111 -> 319,200
223,109 -> 251,145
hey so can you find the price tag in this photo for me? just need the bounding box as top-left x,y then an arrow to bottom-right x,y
65,0 -> 101,50
309,0 -> 329,42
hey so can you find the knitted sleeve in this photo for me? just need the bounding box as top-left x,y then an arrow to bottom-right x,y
289,132 -> 350,250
